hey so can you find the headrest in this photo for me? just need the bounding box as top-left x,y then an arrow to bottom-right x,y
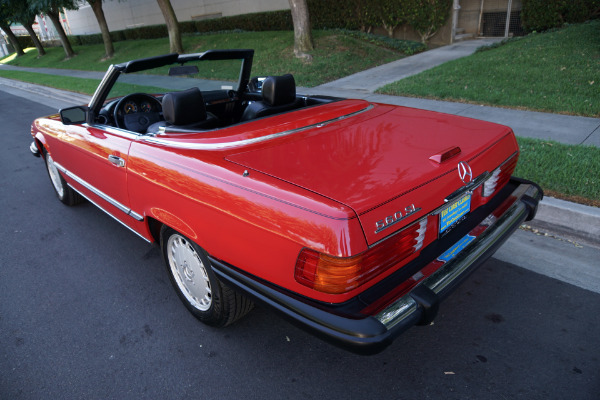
262,74 -> 296,106
162,87 -> 207,125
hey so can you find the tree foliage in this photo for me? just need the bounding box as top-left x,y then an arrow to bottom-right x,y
0,0 -> 24,55
405,0 -> 452,43
7,0 -> 46,56
28,0 -> 79,58
373,0 -> 408,38
522,0 -> 600,32
308,0 -> 452,43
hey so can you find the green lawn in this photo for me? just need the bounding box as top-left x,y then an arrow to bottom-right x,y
0,30 -> 412,88
515,137 -> 600,206
0,69 -> 166,97
378,21 -> 600,117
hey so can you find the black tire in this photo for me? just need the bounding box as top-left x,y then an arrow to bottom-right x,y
161,226 -> 254,327
43,149 -> 84,206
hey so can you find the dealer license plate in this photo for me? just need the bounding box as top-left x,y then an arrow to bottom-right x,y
439,193 -> 471,234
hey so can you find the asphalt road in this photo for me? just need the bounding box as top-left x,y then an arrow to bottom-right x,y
1,91 -> 599,399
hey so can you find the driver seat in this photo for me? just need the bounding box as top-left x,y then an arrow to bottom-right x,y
147,87 -> 218,133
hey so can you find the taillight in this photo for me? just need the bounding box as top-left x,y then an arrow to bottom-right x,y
483,152 -> 518,198
295,218 -> 431,294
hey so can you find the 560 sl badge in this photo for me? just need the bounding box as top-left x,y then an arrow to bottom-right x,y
375,204 -> 421,233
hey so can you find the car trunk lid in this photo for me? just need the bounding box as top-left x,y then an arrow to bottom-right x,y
227,102 -> 518,245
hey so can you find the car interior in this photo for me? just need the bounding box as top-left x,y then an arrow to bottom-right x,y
97,73 -> 341,135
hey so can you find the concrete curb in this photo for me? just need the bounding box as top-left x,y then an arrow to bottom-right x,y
533,197 -> 600,245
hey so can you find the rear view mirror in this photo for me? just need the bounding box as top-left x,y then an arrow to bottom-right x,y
169,65 -> 199,76
60,106 -> 89,125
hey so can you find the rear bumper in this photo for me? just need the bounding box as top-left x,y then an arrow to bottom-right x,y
211,178 -> 543,355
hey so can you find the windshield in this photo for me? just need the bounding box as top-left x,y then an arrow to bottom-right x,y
106,58 -> 244,99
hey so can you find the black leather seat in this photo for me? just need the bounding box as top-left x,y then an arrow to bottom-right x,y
147,87 -> 218,133
241,74 -> 303,122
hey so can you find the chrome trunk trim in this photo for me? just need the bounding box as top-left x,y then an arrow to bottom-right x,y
141,104 -> 375,150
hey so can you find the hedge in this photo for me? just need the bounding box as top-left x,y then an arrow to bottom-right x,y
522,0 -> 600,32
66,2 -> 451,46
15,35 -> 34,49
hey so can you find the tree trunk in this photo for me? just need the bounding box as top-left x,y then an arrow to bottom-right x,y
23,22 -> 46,57
47,8 -> 75,59
88,0 -> 114,58
156,0 -> 183,54
288,0 -> 313,59
383,23 -> 396,38
0,23 -> 24,56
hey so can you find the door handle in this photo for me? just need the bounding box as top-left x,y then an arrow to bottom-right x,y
108,155 -> 125,168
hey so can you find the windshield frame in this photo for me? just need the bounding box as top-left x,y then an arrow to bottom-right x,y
87,49 -> 254,122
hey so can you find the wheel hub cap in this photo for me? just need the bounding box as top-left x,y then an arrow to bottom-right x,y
167,234 -> 212,311
46,155 -> 64,198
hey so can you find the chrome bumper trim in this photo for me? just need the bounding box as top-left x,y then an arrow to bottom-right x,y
30,141 -> 40,157
375,183 -> 542,329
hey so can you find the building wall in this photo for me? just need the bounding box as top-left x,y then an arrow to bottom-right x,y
65,0 -> 290,35
457,0 -> 522,35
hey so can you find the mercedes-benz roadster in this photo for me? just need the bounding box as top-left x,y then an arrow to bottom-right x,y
30,49 -> 542,354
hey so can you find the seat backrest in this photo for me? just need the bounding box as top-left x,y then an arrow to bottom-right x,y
162,87 -> 208,126
241,74 -> 302,122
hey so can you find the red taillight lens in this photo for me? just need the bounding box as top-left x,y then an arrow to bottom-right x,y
295,218 -> 431,294
483,152 -> 518,198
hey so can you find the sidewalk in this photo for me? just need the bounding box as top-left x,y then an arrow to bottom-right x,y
1,39 -> 598,243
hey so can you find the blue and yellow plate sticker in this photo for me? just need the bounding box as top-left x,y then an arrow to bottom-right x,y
438,234 -> 476,263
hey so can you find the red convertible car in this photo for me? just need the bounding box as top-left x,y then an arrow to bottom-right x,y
30,49 -> 542,354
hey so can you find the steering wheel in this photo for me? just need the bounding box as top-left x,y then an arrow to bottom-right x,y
114,93 -> 162,133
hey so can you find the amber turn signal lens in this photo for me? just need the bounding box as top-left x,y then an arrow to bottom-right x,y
295,218 -> 429,294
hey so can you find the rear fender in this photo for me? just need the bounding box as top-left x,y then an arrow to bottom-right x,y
147,208 -> 198,243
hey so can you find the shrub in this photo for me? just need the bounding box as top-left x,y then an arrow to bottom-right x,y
194,10 -> 292,32
68,35 -> 81,46
69,1 -> 454,46
15,35 -> 34,49
336,29 -> 427,55
522,0 -> 600,32
110,30 -> 126,42
79,33 -> 103,45
123,24 -> 168,40
405,0 -> 453,43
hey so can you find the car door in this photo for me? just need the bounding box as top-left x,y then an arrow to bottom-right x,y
55,123 -> 140,223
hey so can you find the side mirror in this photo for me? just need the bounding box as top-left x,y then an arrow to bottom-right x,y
60,106 -> 89,125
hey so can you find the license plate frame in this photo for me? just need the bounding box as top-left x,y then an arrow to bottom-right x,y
439,193 -> 471,235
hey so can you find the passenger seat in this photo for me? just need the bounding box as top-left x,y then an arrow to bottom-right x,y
241,74 -> 303,122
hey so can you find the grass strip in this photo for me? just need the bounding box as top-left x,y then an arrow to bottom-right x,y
0,30 -> 411,87
0,69 -> 169,97
378,21 -> 600,117
515,137 -> 600,206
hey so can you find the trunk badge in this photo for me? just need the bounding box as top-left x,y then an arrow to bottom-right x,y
375,204 -> 421,234
458,161 -> 473,184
